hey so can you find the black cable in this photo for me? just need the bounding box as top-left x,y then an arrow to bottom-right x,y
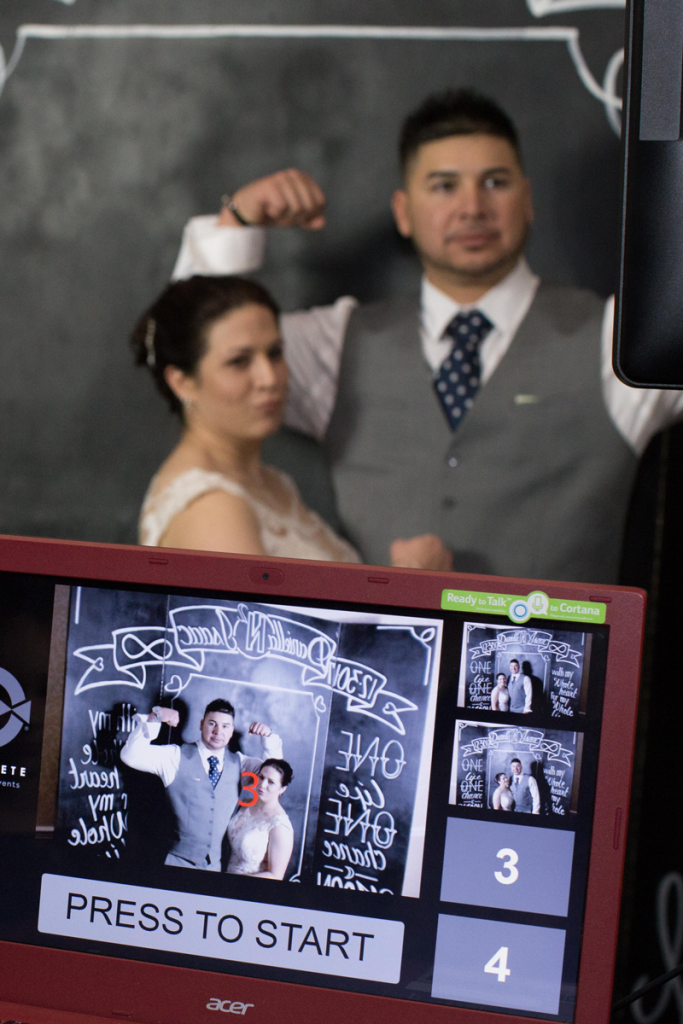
612,962 -> 683,1014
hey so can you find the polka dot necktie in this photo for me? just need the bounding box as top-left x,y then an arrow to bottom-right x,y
433,309 -> 493,430
207,755 -> 221,790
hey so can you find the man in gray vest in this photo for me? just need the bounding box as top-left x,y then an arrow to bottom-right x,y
121,699 -> 283,871
509,757 -> 540,814
171,90 -> 683,583
507,660 -> 532,714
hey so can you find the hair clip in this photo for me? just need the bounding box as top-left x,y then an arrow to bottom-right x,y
144,317 -> 156,368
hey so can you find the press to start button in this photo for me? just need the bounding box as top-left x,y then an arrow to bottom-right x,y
38,874 -> 404,984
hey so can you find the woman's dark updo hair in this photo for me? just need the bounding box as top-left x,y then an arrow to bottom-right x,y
260,758 -> 294,788
131,275 -> 280,417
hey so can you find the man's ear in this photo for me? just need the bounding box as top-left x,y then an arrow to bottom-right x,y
391,189 -> 412,239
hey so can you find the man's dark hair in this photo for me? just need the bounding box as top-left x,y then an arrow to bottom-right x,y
509,659 -> 520,666
399,89 -> 521,174
510,757 -> 522,766
203,698 -> 235,719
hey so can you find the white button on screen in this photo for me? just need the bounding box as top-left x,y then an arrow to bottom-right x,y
440,818 -> 575,916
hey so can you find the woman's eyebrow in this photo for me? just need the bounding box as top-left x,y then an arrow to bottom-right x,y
224,345 -> 254,356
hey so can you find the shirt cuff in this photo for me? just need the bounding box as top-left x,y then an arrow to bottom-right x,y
131,713 -> 161,740
263,732 -> 283,758
171,216 -> 267,280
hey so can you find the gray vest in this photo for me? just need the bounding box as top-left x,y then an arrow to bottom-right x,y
167,744 -> 241,868
508,675 -> 527,714
511,773 -> 533,812
325,283 -> 637,584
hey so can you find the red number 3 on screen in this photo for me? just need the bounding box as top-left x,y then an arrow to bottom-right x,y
239,771 -> 258,807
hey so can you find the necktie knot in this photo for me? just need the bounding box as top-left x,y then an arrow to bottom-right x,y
207,755 -> 221,790
434,309 -> 493,431
444,309 -> 493,347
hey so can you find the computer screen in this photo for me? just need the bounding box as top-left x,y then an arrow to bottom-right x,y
0,564 -> 619,1023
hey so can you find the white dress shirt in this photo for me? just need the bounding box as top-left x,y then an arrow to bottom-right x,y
120,713 -> 283,788
172,217 -> 683,454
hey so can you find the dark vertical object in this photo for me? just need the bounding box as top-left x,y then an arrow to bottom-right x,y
639,0 -> 683,140
616,0 -> 683,385
614,423 -> 683,1023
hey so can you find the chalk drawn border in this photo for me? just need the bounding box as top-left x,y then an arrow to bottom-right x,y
0,22 -> 624,134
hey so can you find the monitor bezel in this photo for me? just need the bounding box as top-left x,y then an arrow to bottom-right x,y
0,534 -> 645,1024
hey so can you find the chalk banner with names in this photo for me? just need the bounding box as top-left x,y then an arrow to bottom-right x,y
441,589 -> 606,625
37,873 -> 404,983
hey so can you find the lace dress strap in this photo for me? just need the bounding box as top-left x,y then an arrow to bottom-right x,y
139,464 -> 361,563
270,811 -> 294,833
139,468 -> 254,547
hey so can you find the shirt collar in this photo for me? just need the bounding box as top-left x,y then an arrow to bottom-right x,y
198,740 -> 225,768
420,258 -> 539,343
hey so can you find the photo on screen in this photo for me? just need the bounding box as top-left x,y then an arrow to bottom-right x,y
448,721 -> 583,817
40,586 -> 442,899
456,623 -> 592,718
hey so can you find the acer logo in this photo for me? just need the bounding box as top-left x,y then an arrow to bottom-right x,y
207,998 -> 254,1014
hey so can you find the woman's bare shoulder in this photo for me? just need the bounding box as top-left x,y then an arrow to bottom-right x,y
159,486 -> 265,555
146,444 -> 215,499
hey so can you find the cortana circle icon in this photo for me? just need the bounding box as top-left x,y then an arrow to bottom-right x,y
508,599 -> 531,624
0,666 -> 31,748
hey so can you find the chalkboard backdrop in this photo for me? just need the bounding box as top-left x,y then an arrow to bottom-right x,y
55,585 -> 441,894
457,624 -> 591,718
450,721 -> 581,817
0,0 -> 625,543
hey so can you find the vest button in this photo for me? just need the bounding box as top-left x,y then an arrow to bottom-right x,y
442,496 -> 456,509
447,456 -> 458,468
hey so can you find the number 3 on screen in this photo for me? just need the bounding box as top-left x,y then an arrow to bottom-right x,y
239,771 -> 258,807
495,847 -> 519,885
485,946 -> 511,982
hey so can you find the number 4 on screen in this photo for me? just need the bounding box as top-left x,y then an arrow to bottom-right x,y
484,946 -> 511,983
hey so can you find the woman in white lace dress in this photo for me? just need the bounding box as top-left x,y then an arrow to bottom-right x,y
492,772 -> 515,812
131,275 -> 452,567
227,758 -> 294,879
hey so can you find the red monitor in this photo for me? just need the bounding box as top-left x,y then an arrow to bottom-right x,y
0,535 -> 644,1024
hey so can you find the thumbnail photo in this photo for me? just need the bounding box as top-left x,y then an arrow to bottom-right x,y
456,623 -> 591,719
46,587 -> 443,898
449,721 -> 582,817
